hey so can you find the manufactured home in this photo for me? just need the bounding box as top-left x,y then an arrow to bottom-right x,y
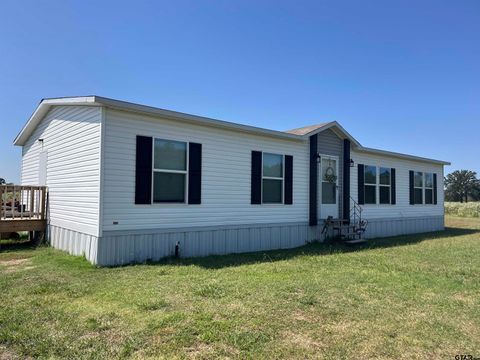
10,96 -> 449,265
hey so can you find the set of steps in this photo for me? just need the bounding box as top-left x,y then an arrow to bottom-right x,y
321,197 -> 369,244
322,216 -> 368,245
332,220 -> 367,244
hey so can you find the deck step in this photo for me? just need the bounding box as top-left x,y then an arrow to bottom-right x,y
333,225 -> 355,230
344,239 -> 367,244
328,218 -> 348,222
341,232 -> 361,237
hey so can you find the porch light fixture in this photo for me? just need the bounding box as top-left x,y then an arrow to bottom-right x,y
350,158 -> 355,167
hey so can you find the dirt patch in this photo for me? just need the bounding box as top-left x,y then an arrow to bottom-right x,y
0,345 -> 31,360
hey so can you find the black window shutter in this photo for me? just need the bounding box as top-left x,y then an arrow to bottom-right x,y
433,173 -> 438,205
188,142 -> 202,204
409,170 -> 415,205
251,151 -> 262,204
309,135 -> 318,226
357,164 -> 365,205
391,168 -> 396,205
342,139 -> 351,221
135,135 -> 153,204
284,155 -> 293,205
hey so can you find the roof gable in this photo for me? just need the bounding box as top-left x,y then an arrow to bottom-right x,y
285,121 -> 361,147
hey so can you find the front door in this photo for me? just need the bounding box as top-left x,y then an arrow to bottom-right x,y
319,155 -> 339,219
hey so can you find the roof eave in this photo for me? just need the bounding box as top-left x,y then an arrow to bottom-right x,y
356,146 -> 450,165
14,96 -> 306,146
94,96 -> 305,142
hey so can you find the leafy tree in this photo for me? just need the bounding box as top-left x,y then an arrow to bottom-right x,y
444,170 -> 480,202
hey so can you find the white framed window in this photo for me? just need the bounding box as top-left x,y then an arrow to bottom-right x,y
152,138 -> 188,203
364,165 -> 376,204
424,172 -> 434,204
414,171 -> 423,205
379,167 -> 391,204
262,153 -> 284,204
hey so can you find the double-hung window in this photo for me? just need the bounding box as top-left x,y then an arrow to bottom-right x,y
262,153 -> 284,204
379,167 -> 391,204
153,138 -> 187,203
414,171 -> 423,204
364,165 -> 377,204
424,172 -> 434,204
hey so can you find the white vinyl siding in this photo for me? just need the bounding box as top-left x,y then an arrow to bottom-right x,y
21,105 -> 102,236
351,150 -> 444,219
102,108 -> 309,231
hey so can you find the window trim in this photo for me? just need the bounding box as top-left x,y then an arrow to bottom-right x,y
364,165 -> 377,205
423,172 -> 434,205
412,171 -> 436,205
363,165 -> 394,205
261,152 -> 285,204
379,167 -> 391,205
413,171 -> 424,205
411,170 -> 436,206
151,137 -> 189,204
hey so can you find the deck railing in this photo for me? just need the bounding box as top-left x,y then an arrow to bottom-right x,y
0,185 -> 48,221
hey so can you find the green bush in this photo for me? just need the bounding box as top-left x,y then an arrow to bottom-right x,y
445,202 -> 480,218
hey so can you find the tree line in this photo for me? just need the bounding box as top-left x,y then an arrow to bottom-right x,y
445,170 -> 480,202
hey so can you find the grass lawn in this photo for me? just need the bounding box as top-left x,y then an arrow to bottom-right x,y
1,216 -> 479,359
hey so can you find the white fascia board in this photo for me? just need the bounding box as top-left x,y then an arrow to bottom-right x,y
93,96 -> 305,142
14,96 -> 306,146
356,146 -> 450,165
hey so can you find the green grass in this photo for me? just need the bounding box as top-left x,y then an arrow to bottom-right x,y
1,216 -> 479,359
445,201 -> 480,218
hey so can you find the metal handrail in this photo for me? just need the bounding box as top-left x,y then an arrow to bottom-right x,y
349,196 -> 363,229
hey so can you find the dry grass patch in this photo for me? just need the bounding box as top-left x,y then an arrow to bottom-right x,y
0,258 -> 35,273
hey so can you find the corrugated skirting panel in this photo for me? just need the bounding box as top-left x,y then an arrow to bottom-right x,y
97,223 -> 320,266
48,224 -> 99,264
363,216 -> 444,239
47,216 -> 445,266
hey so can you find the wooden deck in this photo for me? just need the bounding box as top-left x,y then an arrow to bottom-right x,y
0,185 -> 48,234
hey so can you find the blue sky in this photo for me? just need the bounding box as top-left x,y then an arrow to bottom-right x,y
1,0 -> 479,183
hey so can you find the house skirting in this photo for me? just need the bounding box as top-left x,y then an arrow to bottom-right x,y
361,215 -> 444,239
48,224 -> 98,264
47,216 -> 444,266
96,222 -> 319,266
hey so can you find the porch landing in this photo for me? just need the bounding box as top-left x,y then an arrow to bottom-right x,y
0,185 -> 47,235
